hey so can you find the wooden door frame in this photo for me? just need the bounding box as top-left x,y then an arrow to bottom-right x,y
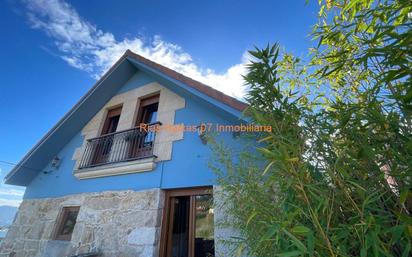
135,94 -> 160,127
159,186 -> 213,257
101,105 -> 123,135
53,206 -> 80,241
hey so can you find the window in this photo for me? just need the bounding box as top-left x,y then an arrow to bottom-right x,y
101,106 -> 122,135
90,106 -> 123,165
136,95 -> 159,126
126,95 -> 159,159
160,187 -> 215,257
54,206 -> 80,241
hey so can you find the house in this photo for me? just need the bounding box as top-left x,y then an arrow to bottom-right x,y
0,50 -> 248,257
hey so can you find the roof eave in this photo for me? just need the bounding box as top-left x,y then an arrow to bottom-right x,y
4,52 -> 132,185
126,57 -> 246,121
5,50 -> 248,186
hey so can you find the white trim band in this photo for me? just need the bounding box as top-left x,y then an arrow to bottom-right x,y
74,157 -> 156,179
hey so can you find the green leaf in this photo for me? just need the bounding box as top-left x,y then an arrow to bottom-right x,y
388,225 -> 405,243
282,229 -> 307,253
360,248 -> 367,257
402,242 -> 411,257
261,225 -> 280,242
286,157 -> 299,163
276,251 -> 303,257
257,147 -> 277,158
307,231 -> 314,256
291,225 -> 311,235
236,243 -> 245,257
246,211 -> 258,226
399,189 -> 409,204
262,161 -> 275,175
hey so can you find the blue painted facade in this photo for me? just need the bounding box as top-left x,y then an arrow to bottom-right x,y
23,68 -> 244,199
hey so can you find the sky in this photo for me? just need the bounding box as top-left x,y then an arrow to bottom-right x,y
0,0 -> 319,207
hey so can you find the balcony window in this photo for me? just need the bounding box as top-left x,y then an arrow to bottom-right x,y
136,94 -> 159,125
89,106 -> 122,165
77,122 -> 160,170
102,106 -> 122,135
76,95 -> 162,173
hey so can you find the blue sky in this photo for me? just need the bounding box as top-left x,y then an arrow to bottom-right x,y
0,0 -> 319,207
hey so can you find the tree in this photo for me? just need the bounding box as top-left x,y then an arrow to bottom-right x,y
212,1 -> 412,256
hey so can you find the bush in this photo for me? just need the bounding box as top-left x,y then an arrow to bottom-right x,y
212,1 -> 411,256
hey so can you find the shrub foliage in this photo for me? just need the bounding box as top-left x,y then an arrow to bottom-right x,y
213,1 -> 411,256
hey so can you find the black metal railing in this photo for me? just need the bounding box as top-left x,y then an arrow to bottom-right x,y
78,122 -> 161,169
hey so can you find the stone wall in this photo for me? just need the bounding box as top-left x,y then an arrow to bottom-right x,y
0,189 -> 164,257
213,186 -> 249,257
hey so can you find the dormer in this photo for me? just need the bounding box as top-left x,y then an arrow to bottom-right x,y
72,81 -> 185,179
4,50 -> 247,186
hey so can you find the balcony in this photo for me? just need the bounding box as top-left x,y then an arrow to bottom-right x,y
74,122 -> 160,179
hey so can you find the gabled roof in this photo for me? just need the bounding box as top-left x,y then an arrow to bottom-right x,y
5,50 -> 248,186
126,50 -> 247,111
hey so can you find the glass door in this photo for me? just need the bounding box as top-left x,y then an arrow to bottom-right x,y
161,187 -> 215,257
194,195 -> 215,257
91,106 -> 122,165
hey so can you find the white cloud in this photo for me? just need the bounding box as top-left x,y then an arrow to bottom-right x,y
0,168 -> 24,207
0,198 -> 22,207
23,0 -> 249,99
0,186 -> 24,207
0,188 -> 24,197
